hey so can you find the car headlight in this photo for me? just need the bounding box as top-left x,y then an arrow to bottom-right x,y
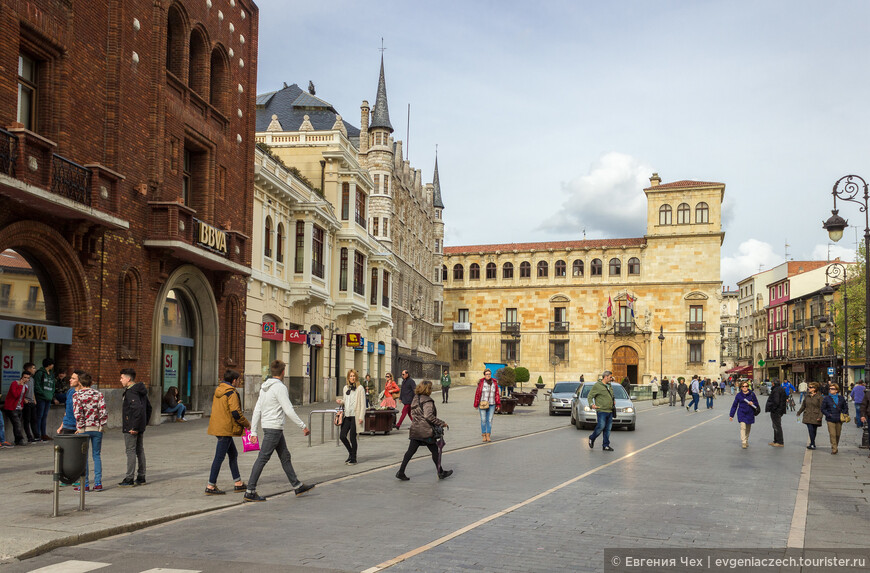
623,407 -> 634,413
583,405 -> 592,412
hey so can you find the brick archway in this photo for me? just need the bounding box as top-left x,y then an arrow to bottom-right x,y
0,220 -> 93,337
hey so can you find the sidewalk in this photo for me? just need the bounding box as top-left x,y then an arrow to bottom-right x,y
0,386 -> 572,562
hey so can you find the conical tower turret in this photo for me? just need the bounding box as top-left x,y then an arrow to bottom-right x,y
432,155 -> 445,209
370,55 -> 394,133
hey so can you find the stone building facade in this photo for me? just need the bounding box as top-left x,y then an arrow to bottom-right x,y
438,175 -> 725,386
719,287 -> 739,375
0,0 -> 258,423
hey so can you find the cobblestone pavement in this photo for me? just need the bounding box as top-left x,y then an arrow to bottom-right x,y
4,392 -> 869,572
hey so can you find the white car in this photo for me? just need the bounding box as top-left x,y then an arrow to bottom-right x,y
570,382 -> 637,431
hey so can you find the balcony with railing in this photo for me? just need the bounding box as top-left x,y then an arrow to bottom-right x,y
615,321 -> 635,335
686,321 -> 706,333
549,321 -> 569,334
791,319 -> 804,331
0,128 -> 17,177
501,322 -> 521,334
51,154 -> 91,205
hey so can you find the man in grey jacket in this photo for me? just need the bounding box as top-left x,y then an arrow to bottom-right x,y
244,360 -> 314,502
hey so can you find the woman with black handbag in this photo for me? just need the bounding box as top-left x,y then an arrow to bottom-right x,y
729,381 -> 761,449
336,369 -> 366,465
395,380 -> 452,481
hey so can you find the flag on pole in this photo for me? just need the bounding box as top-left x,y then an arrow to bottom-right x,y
606,295 -> 612,317
627,293 -> 634,318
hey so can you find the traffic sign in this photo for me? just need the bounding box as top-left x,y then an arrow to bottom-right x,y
828,367 -> 835,376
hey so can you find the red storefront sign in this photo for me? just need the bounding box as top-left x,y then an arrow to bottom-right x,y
346,333 -> 362,347
261,322 -> 283,341
285,329 -> 307,344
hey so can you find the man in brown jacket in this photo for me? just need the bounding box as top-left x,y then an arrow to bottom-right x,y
205,370 -> 250,495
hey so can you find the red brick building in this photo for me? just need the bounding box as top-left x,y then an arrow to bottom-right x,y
0,0 -> 258,421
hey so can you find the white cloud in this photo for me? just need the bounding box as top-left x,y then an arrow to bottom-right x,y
721,239 -> 782,289
810,243 -> 858,263
541,152 -> 653,238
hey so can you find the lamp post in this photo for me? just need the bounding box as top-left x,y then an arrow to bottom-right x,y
658,325 -> 665,380
821,262 -> 848,389
822,175 -> 869,449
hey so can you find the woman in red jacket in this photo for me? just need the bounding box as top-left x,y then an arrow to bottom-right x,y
473,369 -> 501,442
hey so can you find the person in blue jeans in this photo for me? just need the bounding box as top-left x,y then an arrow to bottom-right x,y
0,408 -> 12,447
850,380 -> 865,428
473,369 -> 501,442
161,386 -> 187,422
588,370 -> 615,452
687,376 -> 701,412
73,371 -> 107,492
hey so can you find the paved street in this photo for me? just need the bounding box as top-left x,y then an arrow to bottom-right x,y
5,390 -> 870,573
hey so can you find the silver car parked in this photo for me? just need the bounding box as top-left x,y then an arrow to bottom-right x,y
548,382 -> 581,415
570,382 -> 637,431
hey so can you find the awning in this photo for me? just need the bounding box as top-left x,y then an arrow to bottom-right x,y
726,365 -> 753,375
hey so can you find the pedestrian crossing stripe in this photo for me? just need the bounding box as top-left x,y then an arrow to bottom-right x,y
28,562 -> 201,573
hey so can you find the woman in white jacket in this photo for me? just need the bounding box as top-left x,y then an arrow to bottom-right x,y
337,369 -> 366,465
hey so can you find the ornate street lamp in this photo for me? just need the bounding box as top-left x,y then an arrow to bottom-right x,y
658,326 -> 665,379
823,175 -> 870,449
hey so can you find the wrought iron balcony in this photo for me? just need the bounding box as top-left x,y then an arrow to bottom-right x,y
615,321 -> 635,335
0,128 -> 17,176
791,319 -> 804,331
686,321 -> 706,332
501,322 -> 521,334
51,153 -> 92,205
549,321 -> 570,334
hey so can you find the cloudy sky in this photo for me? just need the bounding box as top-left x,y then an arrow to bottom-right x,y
254,0 -> 870,289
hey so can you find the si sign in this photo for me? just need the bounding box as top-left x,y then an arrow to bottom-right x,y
197,220 -> 228,255
14,324 -> 47,341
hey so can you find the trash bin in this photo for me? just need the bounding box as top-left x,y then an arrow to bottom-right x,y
54,434 -> 89,484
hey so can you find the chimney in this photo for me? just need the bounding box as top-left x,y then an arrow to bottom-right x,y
360,100 -> 370,154
649,173 -> 661,187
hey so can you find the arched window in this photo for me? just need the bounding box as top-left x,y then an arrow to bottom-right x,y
503,262 -> 514,279
453,264 -> 464,281
442,265 -> 447,281
118,267 -> 141,359
276,223 -> 284,263
591,259 -> 603,276
659,204 -> 672,225
166,4 -> 186,80
695,202 -> 709,224
209,46 -> 229,116
188,27 -> 209,96
537,261 -> 548,278
609,258 -> 621,275
677,203 -> 690,224
264,216 -> 272,258
628,257 -> 640,275
572,259 -> 584,277
469,263 -> 480,280
486,262 -> 497,279
555,260 -> 566,277
520,261 -> 531,278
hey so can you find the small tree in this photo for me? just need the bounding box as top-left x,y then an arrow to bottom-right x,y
537,375 -> 544,386
498,366 -> 515,388
515,367 -> 530,390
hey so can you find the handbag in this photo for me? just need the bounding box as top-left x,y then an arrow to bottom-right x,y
841,412 -> 851,423
478,400 -> 489,410
334,408 -> 344,426
242,428 -> 260,453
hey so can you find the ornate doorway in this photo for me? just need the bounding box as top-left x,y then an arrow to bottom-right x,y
612,346 -> 639,385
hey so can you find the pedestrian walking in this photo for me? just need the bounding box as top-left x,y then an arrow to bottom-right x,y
73,371 -> 107,492
56,371 -> 82,436
797,382 -> 823,449
850,380 -> 865,429
380,372 -> 400,409
687,376 -> 700,412
662,378 -> 669,399
650,377 -> 658,401
395,381 -> 452,481
394,370 -> 416,430
473,368 -> 500,442
244,361 -> 313,502
440,369 -> 452,404
729,381 -> 760,448
821,383 -> 849,455
3,370 -> 30,446
719,379 -> 726,396
588,371 -> 616,451
765,379 -> 787,447
337,368 -> 366,465
161,386 -> 187,422
119,368 -> 150,487
798,380 -> 808,403
677,379 -> 688,407
21,362 -> 38,443
668,379 -> 677,406
33,358 -> 56,441
205,370 -> 250,495
703,380 -> 715,409
363,374 -> 376,408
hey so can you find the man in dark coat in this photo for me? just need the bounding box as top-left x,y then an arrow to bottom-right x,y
661,378 -> 669,399
120,368 -> 150,487
766,379 -> 787,446
677,379 -> 688,407
395,370 -> 416,430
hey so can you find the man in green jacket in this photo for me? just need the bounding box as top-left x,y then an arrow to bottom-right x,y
440,369 -> 452,404
588,370 -> 615,452
33,358 -> 56,441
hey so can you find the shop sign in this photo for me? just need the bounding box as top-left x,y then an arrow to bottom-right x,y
195,219 -> 228,256
163,348 -> 180,388
2,351 -> 23,391
353,337 -> 365,351
285,330 -> 307,344
307,332 -> 322,347
261,322 -> 283,341
377,343 -> 386,356
14,323 -> 48,341
367,341 -> 375,354
346,333 -> 362,348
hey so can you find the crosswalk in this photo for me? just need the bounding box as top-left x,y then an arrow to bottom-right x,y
28,561 -> 201,573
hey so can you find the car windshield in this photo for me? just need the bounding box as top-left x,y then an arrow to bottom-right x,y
579,383 -> 630,400
552,382 -> 580,394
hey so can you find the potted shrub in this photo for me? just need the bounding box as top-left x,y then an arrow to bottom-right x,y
496,367 -> 518,414
515,367 -> 530,390
535,375 -> 545,389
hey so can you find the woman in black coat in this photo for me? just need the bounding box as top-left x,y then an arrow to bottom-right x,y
821,383 -> 849,454
395,381 -> 452,481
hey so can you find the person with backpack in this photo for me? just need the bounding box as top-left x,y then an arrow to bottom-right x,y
205,370 -> 250,495
119,368 -> 150,487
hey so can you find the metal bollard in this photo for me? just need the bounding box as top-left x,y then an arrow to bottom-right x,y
52,445 -> 61,518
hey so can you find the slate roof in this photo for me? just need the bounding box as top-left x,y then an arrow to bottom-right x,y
432,156 -> 444,209
370,55 -> 393,132
255,83 -> 361,139
444,238 -> 647,255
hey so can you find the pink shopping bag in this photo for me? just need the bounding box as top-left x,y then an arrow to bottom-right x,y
242,429 -> 260,453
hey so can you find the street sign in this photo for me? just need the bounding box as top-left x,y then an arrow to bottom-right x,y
828,367 -> 835,376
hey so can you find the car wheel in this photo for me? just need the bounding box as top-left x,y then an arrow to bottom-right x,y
627,423 -> 636,431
